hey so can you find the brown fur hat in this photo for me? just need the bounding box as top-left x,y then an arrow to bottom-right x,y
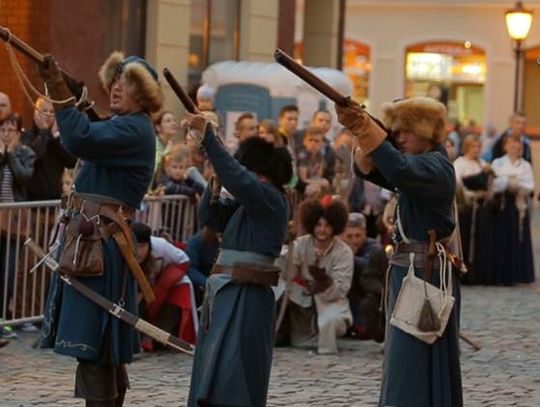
98,51 -> 163,113
381,97 -> 447,143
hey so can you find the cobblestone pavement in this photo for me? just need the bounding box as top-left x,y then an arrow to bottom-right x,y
2,229 -> 540,406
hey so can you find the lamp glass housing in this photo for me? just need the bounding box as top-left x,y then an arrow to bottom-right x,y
505,6 -> 533,41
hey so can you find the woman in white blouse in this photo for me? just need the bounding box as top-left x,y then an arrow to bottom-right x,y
490,136 -> 535,285
453,134 -> 491,283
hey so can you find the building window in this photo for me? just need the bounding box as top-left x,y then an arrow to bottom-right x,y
105,0 -> 147,57
404,41 -> 486,126
189,0 -> 240,91
343,39 -> 370,108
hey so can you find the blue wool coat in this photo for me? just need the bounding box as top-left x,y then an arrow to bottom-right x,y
40,108 -> 155,364
358,141 -> 463,407
188,127 -> 288,407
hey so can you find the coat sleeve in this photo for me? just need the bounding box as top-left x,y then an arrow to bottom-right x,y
369,141 -> 455,202
6,147 -> 35,184
56,108 -> 148,162
186,236 -> 208,288
198,187 -> 240,232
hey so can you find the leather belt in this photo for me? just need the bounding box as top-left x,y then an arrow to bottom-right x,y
395,242 -> 428,254
68,194 -> 135,220
64,195 -> 154,303
211,262 -> 280,286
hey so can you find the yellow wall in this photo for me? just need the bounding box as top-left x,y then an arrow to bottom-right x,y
345,1 -> 540,133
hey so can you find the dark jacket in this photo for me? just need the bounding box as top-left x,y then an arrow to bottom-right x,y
21,125 -> 77,200
0,144 -> 36,201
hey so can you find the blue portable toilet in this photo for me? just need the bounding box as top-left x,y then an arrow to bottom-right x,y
201,61 -> 353,143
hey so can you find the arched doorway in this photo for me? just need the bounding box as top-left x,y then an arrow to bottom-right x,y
404,41 -> 487,127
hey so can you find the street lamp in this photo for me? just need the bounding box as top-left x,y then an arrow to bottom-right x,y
505,1 -> 533,112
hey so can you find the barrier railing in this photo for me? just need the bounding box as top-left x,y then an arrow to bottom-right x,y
0,195 -> 197,327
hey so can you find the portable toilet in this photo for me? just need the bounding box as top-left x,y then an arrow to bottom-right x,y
201,61 -> 353,142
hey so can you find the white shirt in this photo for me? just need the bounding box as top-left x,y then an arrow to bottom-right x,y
491,155 -> 534,194
453,156 -> 486,200
149,236 -> 190,268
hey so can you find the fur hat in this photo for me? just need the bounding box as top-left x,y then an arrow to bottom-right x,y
233,137 -> 293,191
299,198 -> 349,236
98,51 -> 163,113
381,97 -> 447,143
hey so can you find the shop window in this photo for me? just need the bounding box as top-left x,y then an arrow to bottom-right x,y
404,41 -> 486,126
343,40 -> 370,108
189,0 -> 240,91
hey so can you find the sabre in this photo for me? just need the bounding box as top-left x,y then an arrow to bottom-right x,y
24,238 -> 194,356
0,25 -> 101,121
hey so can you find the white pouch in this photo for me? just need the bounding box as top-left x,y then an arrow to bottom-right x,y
390,251 -> 455,345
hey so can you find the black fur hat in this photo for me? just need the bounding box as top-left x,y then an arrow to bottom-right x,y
299,198 -> 348,236
234,137 -> 293,191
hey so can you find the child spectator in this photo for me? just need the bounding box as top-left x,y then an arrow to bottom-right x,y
154,145 -> 204,198
297,126 -> 330,196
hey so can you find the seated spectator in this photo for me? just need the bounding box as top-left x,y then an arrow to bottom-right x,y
154,145 -> 205,198
196,83 -> 216,112
185,227 -> 220,305
259,119 -> 282,146
296,110 -> 337,178
234,112 -> 258,142
332,128 -> 354,200
0,113 -> 35,339
340,213 -> 385,340
0,92 -> 11,122
297,126 -> 330,196
154,110 -> 178,176
132,222 -> 194,350
278,198 -> 353,354
277,105 -> 300,151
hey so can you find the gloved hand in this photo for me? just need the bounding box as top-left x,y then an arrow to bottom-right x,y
336,100 -> 387,155
336,99 -> 368,135
38,55 -> 74,110
308,265 -> 328,281
39,54 -> 63,84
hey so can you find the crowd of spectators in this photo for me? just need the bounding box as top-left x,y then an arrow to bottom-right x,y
0,85 -> 536,354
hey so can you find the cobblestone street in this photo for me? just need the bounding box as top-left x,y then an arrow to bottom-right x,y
2,227 -> 540,406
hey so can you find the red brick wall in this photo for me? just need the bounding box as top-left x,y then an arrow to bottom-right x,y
0,0 -> 146,125
50,0 -> 110,116
0,0 -> 52,126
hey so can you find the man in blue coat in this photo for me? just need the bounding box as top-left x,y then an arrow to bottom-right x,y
182,113 -> 292,407
39,51 -> 162,406
337,97 -> 462,407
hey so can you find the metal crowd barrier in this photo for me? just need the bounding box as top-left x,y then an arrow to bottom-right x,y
0,195 -> 197,327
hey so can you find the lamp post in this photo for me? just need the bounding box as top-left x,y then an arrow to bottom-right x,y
505,1 -> 533,112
